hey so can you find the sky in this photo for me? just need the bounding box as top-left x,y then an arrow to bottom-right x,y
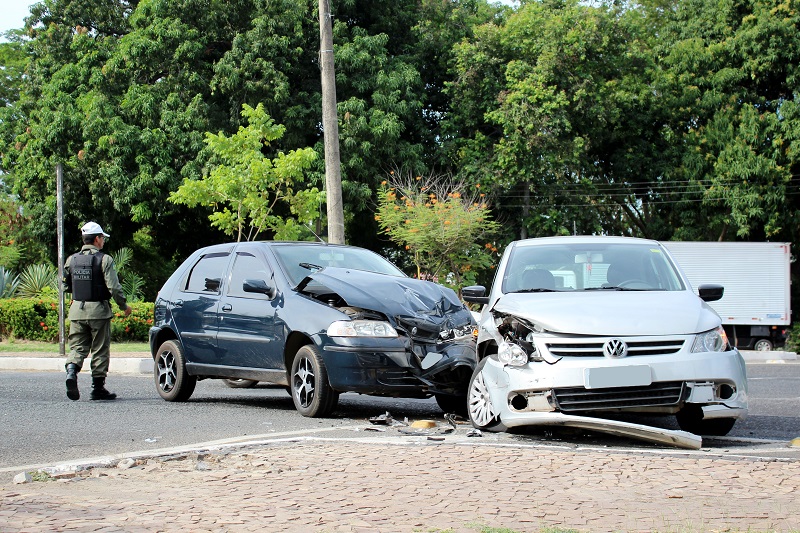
0,0 -> 34,37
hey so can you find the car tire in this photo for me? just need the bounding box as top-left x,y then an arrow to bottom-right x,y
753,338 -> 773,351
222,378 -> 259,389
676,405 -> 737,436
290,344 -> 338,417
467,358 -> 507,432
434,393 -> 468,417
154,340 -> 197,402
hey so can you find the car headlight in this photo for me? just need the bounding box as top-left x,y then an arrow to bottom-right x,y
496,341 -> 529,366
692,326 -> 730,353
327,320 -> 398,338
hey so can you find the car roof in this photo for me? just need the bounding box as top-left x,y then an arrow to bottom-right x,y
511,235 -> 662,248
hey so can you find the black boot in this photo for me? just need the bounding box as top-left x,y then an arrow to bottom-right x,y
65,363 -> 80,401
90,377 -> 117,401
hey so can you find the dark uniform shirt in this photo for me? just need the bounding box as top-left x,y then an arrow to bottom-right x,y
64,245 -> 128,320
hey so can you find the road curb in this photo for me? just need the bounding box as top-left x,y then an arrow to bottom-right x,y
0,351 -> 795,375
0,357 -> 152,374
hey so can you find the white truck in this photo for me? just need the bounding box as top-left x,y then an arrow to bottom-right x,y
663,241 -> 792,351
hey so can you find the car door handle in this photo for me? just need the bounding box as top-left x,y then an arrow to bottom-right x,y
221,304 -> 232,312
174,299 -> 184,307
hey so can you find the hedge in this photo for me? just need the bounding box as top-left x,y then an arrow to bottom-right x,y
0,298 -> 153,342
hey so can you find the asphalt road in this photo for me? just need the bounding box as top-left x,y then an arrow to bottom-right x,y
1,362 -> 798,483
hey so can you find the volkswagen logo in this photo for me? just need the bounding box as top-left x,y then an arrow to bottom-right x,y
603,339 -> 628,358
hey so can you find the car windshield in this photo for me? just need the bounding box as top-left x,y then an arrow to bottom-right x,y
502,242 -> 685,293
271,244 -> 406,285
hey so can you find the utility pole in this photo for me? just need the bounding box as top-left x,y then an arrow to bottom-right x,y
319,0 -> 345,244
56,163 -> 65,357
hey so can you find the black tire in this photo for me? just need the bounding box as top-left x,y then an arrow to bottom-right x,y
222,378 -> 259,389
753,338 -> 773,351
467,358 -> 507,432
435,393 -> 468,417
154,340 -> 197,402
290,344 -> 338,417
676,404 -> 737,436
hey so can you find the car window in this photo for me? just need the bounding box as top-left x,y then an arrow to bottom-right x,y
184,252 -> 230,294
504,243 -> 685,292
228,252 -> 273,298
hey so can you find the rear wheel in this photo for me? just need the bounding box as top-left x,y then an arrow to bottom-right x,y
753,338 -> 773,351
676,405 -> 737,436
290,344 -> 338,417
222,378 -> 259,389
154,340 -> 196,402
467,358 -> 507,432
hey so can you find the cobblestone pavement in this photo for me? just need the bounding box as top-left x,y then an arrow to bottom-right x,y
2,438 -> 798,532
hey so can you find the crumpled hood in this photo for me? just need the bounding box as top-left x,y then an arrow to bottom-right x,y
301,267 -> 473,328
492,290 -> 721,336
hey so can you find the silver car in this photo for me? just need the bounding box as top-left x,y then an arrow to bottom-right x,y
463,236 -> 748,446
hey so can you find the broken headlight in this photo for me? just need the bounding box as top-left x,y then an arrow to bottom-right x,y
691,326 -> 730,353
327,320 -> 398,338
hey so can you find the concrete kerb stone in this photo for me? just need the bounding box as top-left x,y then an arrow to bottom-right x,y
0,356 -> 152,374
0,349 -> 795,376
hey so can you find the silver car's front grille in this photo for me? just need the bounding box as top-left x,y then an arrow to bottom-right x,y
552,381 -> 686,412
545,339 -> 685,357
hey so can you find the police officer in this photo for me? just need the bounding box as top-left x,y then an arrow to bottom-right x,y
63,222 -> 132,401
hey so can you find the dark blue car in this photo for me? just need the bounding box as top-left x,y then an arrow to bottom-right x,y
149,241 -> 476,417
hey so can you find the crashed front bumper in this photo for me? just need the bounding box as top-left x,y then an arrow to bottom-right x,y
318,334 -> 475,396
480,347 -> 748,424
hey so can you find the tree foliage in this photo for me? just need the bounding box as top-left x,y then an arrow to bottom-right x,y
376,171 -> 499,289
0,0 -> 796,313
169,103 -> 320,241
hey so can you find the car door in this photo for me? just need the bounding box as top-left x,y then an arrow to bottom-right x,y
170,251 -> 232,364
216,249 -> 284,371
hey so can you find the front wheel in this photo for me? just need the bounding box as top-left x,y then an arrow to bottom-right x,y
290,344 -> 338,417
154,340 -> 196,402
676,405 -> 737,436
467,358 -> 507,432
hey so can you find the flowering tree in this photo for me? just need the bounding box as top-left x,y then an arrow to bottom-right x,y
376,171 -> 499,291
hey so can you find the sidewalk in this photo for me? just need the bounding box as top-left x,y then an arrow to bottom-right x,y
2,437 -> 799,532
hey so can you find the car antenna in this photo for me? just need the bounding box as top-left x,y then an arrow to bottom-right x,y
306,223 -> 327,244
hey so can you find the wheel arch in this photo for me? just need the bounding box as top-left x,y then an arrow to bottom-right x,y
151,327 -> 179,359
284,331 -> 313,378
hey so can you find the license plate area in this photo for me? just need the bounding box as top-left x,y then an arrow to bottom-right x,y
583,365 -> 652,389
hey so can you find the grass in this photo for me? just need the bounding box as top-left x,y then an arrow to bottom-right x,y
0,339 -> 150,353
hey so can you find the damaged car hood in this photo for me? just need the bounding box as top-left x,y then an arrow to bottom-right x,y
300,267 -> 473,327
493,290 -> 720,336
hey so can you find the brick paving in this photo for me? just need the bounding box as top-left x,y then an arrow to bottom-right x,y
2,440 -> 798,532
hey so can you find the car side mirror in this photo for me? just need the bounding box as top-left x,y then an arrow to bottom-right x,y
698,284 -> 724,302
462,285 -> 489,305
243,279 -> 277,299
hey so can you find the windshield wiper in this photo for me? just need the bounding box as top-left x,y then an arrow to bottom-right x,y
299,262 -> 324,272
509,288 -> 560,293
585,286 -> 646,291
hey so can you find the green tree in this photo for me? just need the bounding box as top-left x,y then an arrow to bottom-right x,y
169,104 -> 320,241
376,171 -> 499,290
651,0 -> 800,243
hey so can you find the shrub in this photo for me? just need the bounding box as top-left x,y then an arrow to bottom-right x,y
785,322 -> 800,353
0,298 -> 60,341
0,298 -> 153,342
110,303 -> 154,341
